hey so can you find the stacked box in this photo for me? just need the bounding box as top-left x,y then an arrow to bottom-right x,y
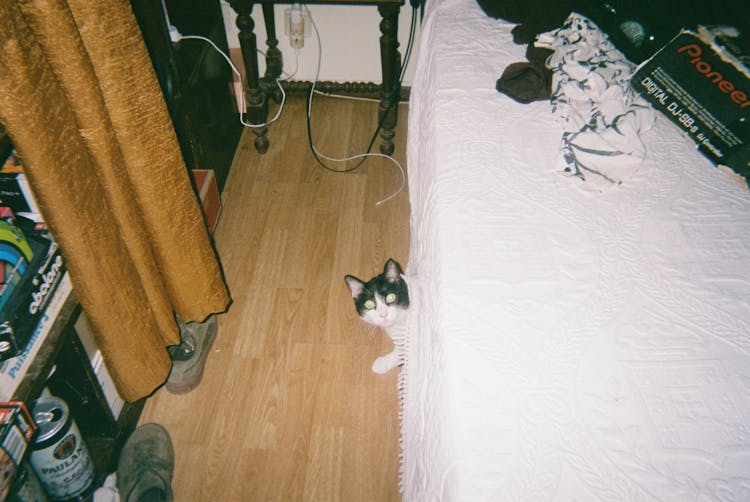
0,214 -> 64,361
632,29 -> 749,179
0,155 -> 43,224
0,401 -> 37,500
0,210 -> 34,312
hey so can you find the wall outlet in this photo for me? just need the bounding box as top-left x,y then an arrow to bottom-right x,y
284,5 -> 310,49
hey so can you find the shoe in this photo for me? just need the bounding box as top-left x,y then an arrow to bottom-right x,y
117,423 -> 174,502
165,315 -> 218,394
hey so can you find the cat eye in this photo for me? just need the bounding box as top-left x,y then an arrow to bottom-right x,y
385,293 -> 397,303
364,300 -> 376,310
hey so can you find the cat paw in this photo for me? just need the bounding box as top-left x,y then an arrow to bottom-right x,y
372,353 -> 400,374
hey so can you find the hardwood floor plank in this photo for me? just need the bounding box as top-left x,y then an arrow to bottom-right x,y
140,95 -> 409,501
303,425 -> 345,502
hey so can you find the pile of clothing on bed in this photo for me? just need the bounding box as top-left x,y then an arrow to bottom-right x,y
538,14 -> 655,190
479,0 -> 656,191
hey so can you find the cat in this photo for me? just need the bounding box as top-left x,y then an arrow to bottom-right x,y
345,258 -> 409,374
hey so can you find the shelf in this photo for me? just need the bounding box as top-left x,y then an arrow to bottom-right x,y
2,273 -> 145,494
1,274 -> 76,403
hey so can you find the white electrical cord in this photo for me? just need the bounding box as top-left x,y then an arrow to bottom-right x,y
303,4 -> 406,206
177,34 -> 287,129
312,89 -> 409,105
169,8 -> 405,206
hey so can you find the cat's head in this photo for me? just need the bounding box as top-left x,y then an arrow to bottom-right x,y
344,258 -> 409,328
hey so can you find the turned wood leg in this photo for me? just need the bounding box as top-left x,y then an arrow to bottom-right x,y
229,0 -> 270,154
262,4 -> 283,80
377,3 -> 401,156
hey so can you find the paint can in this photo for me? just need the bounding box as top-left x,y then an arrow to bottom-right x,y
29,396 -> 94,500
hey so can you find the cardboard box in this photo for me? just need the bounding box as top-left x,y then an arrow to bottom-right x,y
0,210 -> 34,311
229,48 -> 245,113
0,214 -> 64,361
0,273 -> 72,401
632,30 -> 749,179
74,313 -> 124,419
0,401 -> 37,500
0,212 -> 65,361
0,158 -> 44,224
191,169 -> 222,233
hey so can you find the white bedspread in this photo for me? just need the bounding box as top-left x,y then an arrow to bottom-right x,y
401,0 -> 750,500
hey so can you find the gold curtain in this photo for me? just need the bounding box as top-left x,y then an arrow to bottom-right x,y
0,0 -> 231,401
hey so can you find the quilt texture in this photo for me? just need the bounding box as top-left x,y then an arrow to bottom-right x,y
402,0 -> 750,500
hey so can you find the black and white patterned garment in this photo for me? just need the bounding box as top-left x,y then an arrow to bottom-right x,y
537,14 -> 655,192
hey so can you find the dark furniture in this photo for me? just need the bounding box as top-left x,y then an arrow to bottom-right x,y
228,0 -> 405,155
9,288 -> 145,494
131,0 -> 243,191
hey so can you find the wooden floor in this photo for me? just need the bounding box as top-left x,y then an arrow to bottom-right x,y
140,95 -> 410,501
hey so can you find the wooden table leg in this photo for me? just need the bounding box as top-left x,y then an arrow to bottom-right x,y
262,3 -> 283,81
228,0 -> 270,154
377,3 -> 401,156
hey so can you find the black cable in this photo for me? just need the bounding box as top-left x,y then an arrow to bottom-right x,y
306,5 -> 419,174
400,6 -> 418,82
305,91 -> 383,173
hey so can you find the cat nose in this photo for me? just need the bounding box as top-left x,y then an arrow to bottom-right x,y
379,310 -> 388,318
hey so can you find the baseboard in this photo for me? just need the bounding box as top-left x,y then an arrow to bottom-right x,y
278,80 -> 411,102
228,49 -> 410,103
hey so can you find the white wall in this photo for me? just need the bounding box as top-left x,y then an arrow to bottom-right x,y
219,1 -> 420,86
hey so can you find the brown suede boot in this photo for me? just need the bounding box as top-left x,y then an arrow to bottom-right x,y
116,424 -> 174,502
166,315 -> 218,394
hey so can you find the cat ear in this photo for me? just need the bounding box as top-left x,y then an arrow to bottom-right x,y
344,275 -> 365,298
384,258 -> 402,282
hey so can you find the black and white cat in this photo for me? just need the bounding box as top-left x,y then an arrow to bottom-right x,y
345,258 -> 409,374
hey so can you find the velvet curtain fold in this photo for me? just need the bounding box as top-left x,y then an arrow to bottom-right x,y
0,0 -> 231,401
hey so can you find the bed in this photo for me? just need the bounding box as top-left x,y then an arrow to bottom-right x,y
400,0 -> 750,500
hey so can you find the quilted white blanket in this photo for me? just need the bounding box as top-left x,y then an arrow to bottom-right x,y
401,0 -> 750,500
